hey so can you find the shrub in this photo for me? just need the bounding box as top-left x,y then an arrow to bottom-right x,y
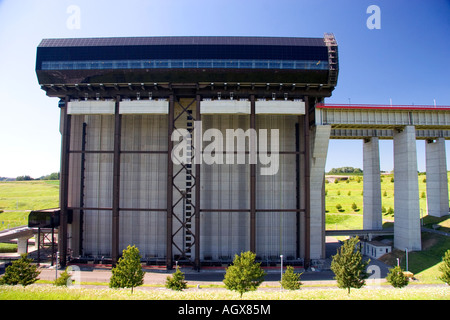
386,265 -> 409,288
330,236 -> 369,294
54,268 -> 72,286
0,254 -> 40,286
165,266 -> 188,291
387,207 -> 394,215
109,245 -> 144,293
280,266 -> 302,290
383,190 -> 387,197
223,251 -> 266,298
439,249 -> 450,285
351,202 -> 358,211
336,204 -> 343,211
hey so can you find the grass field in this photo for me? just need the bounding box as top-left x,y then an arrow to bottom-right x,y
325,173 -> 434,230
0,180 -> 59,230
0,284 -> 448,300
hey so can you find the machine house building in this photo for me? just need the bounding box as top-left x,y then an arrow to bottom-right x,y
36,35 -> 339,268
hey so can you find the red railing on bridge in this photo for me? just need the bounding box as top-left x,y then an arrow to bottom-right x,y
316,103 -> 450,111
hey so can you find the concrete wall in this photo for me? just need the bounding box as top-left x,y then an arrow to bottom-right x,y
309,125 -> 331,259
393,126 -> 421,251
426,138 -> 449,217
363,137 -> 382,230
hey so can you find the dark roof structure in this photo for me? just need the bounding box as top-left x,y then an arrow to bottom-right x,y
36,35 -> 338,98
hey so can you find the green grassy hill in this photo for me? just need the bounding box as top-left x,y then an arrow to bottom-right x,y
325,173 -> 431,230
0,180 -> 59,230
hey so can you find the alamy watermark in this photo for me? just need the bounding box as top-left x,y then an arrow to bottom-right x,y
366,5 -> 381,30
66,5 -> 81,30
171,121 -> 280,176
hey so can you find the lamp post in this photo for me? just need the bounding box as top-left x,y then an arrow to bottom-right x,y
280,254 -> 283,290
405,248 -> 409,271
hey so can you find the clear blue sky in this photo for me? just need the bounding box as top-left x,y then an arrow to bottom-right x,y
0,0 -> 449,178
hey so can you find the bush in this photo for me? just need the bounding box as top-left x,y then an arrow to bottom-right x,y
54,268 -> 72,286
280,266 -> 302,290
336,204 -> 343,211
439,249 -> 450,285
223,251 -> 266,298
330,236 -> 369,294
386,265 -> 409,288
351,202 -> 358,211
0,254 -> 40,286
109,245 -> 144,293
165,266 -> 188,291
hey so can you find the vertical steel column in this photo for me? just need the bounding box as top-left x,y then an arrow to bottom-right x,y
295,122 -> 300,258
303,96 -> 311,269
79,122 -> 87,256
250,95 -> 256,253
112,95 -> 121,265
166,95 -> 174,269
59,96 -> 71,268
194,95 -> 201,270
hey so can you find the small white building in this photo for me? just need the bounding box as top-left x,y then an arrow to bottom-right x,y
362,240 -> 391,259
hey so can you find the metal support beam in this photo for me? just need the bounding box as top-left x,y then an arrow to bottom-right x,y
250,95 -> 256,253
78,122 -> 87,256
59,96 -> 71,268
303,96 -> 311,269
194,94 -> 201,270
295,122 -> 300,258
112,95 -> 121,265
166,95 -> 174,269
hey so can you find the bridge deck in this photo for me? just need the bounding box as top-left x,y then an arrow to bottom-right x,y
316,104 -> 450,139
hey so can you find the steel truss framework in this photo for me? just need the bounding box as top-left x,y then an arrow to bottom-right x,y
58,84 -> 320,270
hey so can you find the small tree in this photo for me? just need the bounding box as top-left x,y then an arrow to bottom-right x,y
223,251 -> 266,298
336,204 -> 343,212
0,254 -> 40,286
109,245 -> 144,293
165,266 -> 188,291
330,236 -> 369,294
386,265 -> 409,288
54,268 -> 72,286
439,249 -> 450,285
280,266 -> 302,290
351,202 -> 358,211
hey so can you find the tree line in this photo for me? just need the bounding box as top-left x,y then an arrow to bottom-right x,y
327,167 -> 363,174
3,172 -> 60,181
